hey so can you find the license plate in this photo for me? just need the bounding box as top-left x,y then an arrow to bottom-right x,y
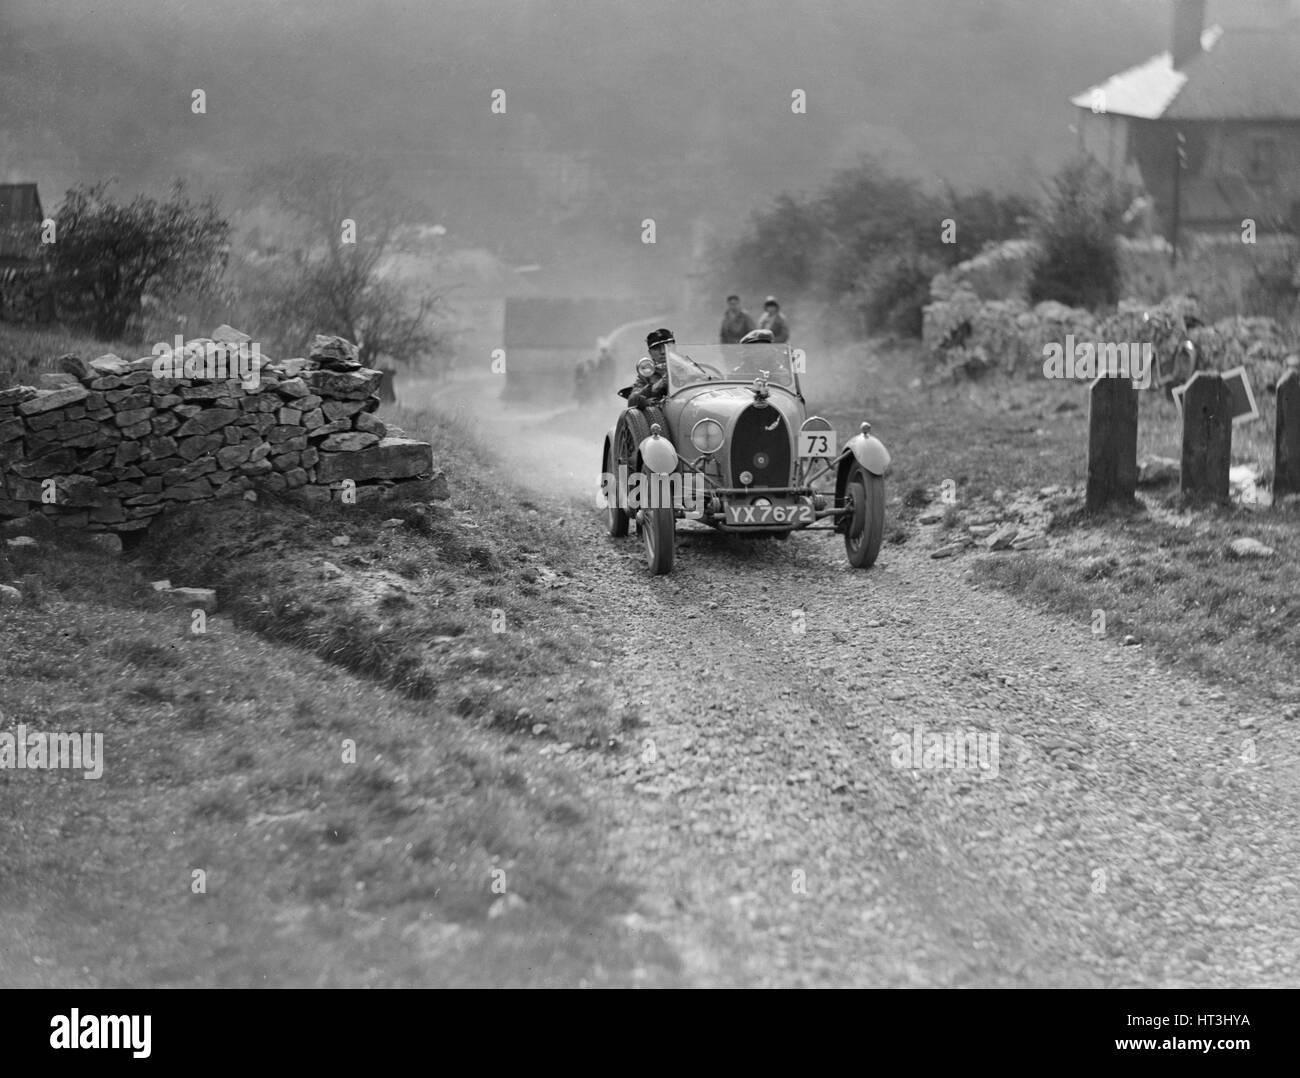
725,500 -> 814,526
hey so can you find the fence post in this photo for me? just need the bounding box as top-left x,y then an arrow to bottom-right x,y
1086,374 -> 1138,512
1180,371 -> 1230,503
1274,369 -> 1300,499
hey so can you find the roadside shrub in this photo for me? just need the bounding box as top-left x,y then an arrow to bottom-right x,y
47,181 -> 229,341
857,248 -> 946,338
1028,157 -> 1128,312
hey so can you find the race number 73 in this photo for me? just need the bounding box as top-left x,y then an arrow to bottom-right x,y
798,430 -> 836,458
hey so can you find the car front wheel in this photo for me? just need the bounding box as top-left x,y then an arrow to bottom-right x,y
641,501 -> 676,575
844,466 -> 884,569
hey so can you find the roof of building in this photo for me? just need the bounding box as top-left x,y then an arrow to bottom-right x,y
1071,24 -> 1300,122
0,184 -> 43,224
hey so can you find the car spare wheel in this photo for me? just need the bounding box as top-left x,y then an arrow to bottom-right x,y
604,439 -> 629,537
614,409 -> 652,484
844,464 -> 885,569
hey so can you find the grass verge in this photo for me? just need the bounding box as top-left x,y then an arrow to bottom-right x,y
820,339 -> 1298,701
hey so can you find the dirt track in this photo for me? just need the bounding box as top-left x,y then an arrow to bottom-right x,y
413,373 -> 1300,988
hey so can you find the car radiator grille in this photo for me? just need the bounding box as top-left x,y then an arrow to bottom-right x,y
730,405 -> 792,488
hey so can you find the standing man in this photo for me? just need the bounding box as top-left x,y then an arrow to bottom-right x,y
574,357 -> 594,405
594,338 -> 616,395
719,294 -> 756,344
759,296 -> 789,343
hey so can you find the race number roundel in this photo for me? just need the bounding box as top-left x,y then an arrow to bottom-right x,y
799,416 -> 836,460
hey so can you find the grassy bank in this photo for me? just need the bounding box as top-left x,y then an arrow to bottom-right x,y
0,391 -> 675,986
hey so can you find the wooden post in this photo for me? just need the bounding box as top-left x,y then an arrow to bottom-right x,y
1086,375 -> 1138,512
1275,369 -> 1300,499
1180,371 -> 1231,503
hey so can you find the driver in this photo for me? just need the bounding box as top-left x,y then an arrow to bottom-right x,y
627,327 -> 674,408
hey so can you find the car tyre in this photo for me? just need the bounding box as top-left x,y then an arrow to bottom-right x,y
642,500 -> 676,575
844,466 -> 884,569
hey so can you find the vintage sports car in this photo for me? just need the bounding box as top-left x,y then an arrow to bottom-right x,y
601,342 -> 890,574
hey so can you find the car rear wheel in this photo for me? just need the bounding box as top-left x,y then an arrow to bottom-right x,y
844,466 -> 885,569
604,439 -> 629,537
641,500 -> 676,575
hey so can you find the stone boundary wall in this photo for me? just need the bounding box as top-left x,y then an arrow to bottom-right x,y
0,329 -> 441,532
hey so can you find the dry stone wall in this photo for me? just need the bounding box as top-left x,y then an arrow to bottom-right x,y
923,240 -> 1298,385
0,329 -> 443,532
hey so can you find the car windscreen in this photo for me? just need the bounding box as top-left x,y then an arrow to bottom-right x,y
666,344 -> 797,391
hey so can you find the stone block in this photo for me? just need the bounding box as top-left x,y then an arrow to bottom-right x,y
320,431 -> 380,452
302,368 -> 381,400
316,437 -> 433,482
176,407 -> 239,437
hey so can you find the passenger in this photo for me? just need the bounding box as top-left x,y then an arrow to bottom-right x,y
735,327 -> 775,373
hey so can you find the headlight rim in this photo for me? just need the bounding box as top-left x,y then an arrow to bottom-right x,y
690,417 -> 725,454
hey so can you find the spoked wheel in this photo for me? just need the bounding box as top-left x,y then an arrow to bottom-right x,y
641,498 -> 676,575
843,464 -> 885,569
604,439 -> 628,537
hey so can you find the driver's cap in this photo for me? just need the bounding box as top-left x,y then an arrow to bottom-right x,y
646,328 -> 675,349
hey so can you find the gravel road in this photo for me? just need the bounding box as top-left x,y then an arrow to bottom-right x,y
421,377 -> 1300,988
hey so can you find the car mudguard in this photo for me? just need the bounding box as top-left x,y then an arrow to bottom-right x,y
835,431 -> 890,517
845,431 -> 890,476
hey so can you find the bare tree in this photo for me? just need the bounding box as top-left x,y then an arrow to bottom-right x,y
248,152 -> 451,382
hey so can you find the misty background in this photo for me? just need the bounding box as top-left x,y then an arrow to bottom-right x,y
0,0 -> 1267,353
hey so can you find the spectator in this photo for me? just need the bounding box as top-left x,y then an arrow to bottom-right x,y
759,296 -> 789,343
720,294 -> 756,344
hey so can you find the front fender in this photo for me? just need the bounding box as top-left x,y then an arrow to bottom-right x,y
835,432 -> 890,523
845,432 -> 890,476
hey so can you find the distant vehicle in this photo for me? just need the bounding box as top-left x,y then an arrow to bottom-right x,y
601,342 -> 891,575
500,297 -> 667,402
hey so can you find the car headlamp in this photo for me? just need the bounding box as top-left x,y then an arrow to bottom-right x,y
639,425 -> 679,473
636,357 -> 656,378
690,418 -> 724,454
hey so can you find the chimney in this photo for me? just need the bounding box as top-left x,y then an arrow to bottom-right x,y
1172,0 -> 1207,69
